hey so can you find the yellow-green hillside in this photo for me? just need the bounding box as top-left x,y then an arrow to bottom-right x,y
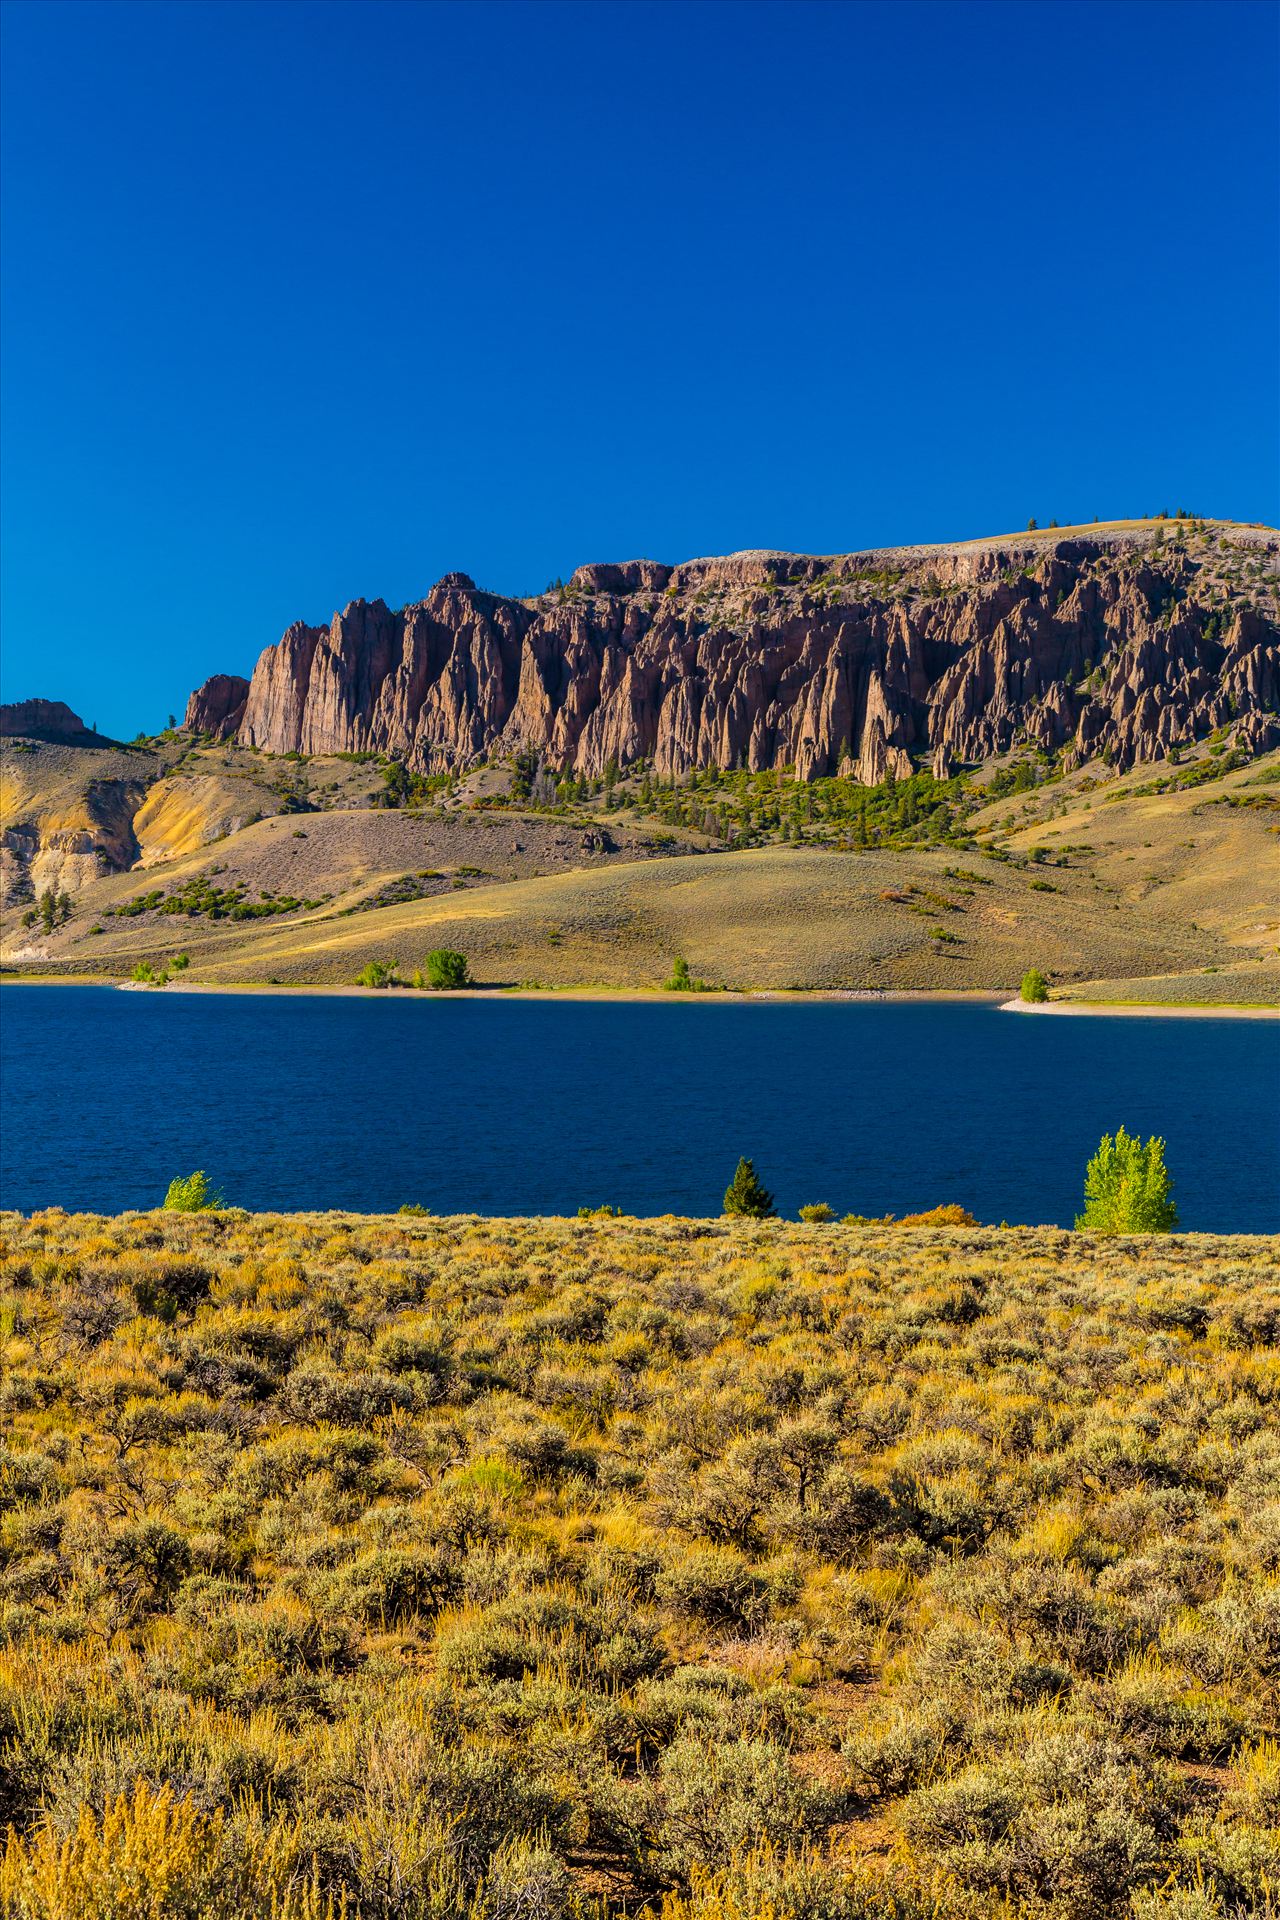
4,742 -> 1277,1004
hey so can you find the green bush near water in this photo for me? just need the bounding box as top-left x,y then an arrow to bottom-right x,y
162,1169 -> 225,1212
420,948 -> 471,989
1077,1127 -> 1178,1233
357,959 -> 398,989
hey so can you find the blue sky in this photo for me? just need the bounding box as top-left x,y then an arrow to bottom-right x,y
2,0 -> 1276,737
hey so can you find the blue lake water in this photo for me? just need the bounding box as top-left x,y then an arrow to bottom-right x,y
1,986 -> 1277,1230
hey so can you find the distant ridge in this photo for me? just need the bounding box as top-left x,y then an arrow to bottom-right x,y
184,519 -> 1279,785
0,699 -> 112,747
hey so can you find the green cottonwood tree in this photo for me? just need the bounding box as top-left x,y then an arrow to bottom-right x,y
1076,1127 -> 1178,1233
163,1171 -> 225,1213
723,1158 -> 777,1219
425,948 -> 470,989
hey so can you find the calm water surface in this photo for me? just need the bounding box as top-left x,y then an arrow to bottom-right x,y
1,987 -> 1277,1230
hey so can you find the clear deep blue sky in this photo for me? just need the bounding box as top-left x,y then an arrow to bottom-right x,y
2,0 -> 1277,737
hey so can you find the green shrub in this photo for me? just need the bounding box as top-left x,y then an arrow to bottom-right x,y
1076,1127 -> 1178,1233
162,1170 -> 225,1212
1020,967 -> 1050,1002
356,959 -> 397,988
899,1728 -> 1169,1915
654,1546 -> 770,1625
798,1203 -> 835,1223
664,956 -> 715,992
424,948 -> 470,989
646,1736 -> 840,1874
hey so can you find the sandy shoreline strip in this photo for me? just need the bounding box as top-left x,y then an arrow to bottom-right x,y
3,976 -> 1277,1016
115,980 -> 1010,1007
998,997 -> 1279,1020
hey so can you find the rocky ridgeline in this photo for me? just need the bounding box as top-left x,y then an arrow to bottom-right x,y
0,699 -> 105,747
186,525 -> 1280,780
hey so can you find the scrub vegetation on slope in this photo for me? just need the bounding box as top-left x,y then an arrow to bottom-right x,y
1,1209 -> 1278,1918
4,747 -> 1278,1001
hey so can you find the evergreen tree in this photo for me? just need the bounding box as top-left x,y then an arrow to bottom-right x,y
1076,1127 -> 1178,1233
723,1157 -> 777,1219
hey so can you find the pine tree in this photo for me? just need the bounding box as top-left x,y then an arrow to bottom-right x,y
1076,1127 -> 1178,1233
723,1157 -> 777,1219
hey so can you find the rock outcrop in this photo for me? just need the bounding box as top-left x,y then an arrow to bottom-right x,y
185,674 -> 250,739
0,700 -> 104,746
0,775 -> 149,906
191,525 -> 1280,779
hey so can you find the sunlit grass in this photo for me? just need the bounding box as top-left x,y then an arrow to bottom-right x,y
0,1208 -> 1277,1917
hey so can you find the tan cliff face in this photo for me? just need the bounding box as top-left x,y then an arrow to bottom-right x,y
191,525 -> 1280,780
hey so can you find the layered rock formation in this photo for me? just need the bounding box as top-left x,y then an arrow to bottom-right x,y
0,700 -> 105,746
0,772 -> 150,906
187,524 -> 1280,780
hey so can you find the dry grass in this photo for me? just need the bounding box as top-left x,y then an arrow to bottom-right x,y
4,736 -> 1278,1006
1,1208 -> 1278,1918
79,837 -> 1217,992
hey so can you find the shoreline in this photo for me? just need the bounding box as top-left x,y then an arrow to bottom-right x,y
999,997 -> 1280,1021
2,974 -> 1277,1016
116,980 -> 1012,1007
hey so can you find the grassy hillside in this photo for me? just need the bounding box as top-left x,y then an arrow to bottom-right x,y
3,738 -> 1278,1003
1,1209 -> 1277,1919
55,839 -> 1232,993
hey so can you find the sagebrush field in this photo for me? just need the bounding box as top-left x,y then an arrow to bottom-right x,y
1,1211 -> 1278,1919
